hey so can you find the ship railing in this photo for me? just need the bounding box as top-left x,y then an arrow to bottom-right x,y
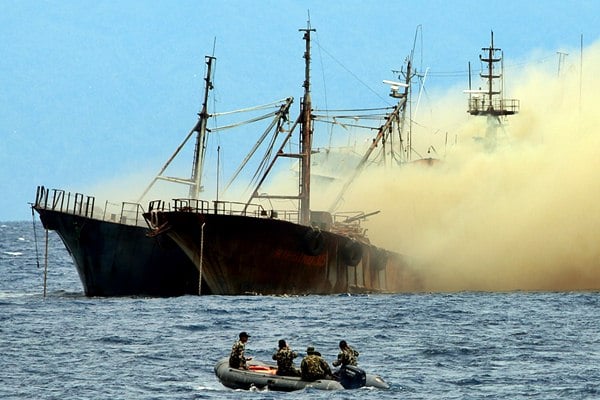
213,201 -> 301,222
270,209 -> 300,223
34,185 -> 147,227
168,198 -> 211,213
169,198 -> 272,219
147,197 -> 371,227
34,186 -> 95,219
468,98 -> 520,115
212,200 -> 265,218
152,198 -> 301,223
102,201 -> 147,227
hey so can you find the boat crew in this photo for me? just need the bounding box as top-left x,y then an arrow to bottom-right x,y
272,339 -> 301,377
300,346 -> 332,381
229,331 -> 252,369
332,340 -> 359,367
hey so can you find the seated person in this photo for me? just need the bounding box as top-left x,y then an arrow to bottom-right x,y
229,331 -> 252,369
300,346 -> 332,381
272,339 -> 300,377
332,340 -> 359,367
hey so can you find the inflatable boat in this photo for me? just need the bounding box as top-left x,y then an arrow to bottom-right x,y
214,357 -> 389,391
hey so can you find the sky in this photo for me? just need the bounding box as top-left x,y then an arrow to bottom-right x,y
3,0 -> 599,291
1,0 -> 599,223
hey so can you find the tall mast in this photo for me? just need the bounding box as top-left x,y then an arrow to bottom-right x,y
328,58 -> 411,212
190,55 -> 215,199
241,24 -> 316,222
466,31 -> 519,149
467,31 -> 518,118
298,23 -> 315,226
240,23 -> 315,225
400,60 -> 412,162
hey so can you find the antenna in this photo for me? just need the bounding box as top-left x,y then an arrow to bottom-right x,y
382,79 -> 409,98
466,31 -> 519,150
467,31 -> 519,117
579,33 -> 583,113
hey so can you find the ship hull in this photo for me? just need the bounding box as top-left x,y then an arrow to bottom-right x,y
34,207 -> 201,297
146,210 -> 423,295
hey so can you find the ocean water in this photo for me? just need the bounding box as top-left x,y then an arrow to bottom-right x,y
1,221 -> 599,399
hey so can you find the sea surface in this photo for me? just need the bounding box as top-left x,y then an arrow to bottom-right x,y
1,221 -> 599,399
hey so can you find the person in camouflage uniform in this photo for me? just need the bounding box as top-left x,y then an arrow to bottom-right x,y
229,331 -> 251,369
300,346 -> 332,381
332,340 -> 359,367
272,339 -> 300,377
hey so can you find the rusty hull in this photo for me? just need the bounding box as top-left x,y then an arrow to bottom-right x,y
147,210 -> 424,295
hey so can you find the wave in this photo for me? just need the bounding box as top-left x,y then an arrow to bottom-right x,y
2,251 -> 23,256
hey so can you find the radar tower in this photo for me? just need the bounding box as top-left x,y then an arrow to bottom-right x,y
466,32 -> 519,149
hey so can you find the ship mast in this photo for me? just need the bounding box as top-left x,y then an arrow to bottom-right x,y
299,23 -> 315,226
328,69 -> 410,213
242,23 -> 315,224
190,55 -> 216,199
466,32 -> 519,148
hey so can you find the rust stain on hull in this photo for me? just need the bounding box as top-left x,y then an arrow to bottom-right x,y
148,210 -> 424,295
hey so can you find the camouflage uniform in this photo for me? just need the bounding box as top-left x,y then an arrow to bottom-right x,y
332,345 -> 359,367
301,353 -> 332,381
229,340 -> 247,369
272,346 -> 300,376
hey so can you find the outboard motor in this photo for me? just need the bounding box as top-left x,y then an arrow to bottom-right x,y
338,365 -> 367,389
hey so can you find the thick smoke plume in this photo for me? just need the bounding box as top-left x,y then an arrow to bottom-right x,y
86,40 -> 600,292
343,41 -> 600,291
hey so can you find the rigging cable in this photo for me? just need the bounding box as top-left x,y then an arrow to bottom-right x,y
211,98 -> 290,116
315,42 -> 390,105
31,206 -> 40,269
424,53 -> 556,78
209,110 -> 279,132
314,31 -> 334,148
